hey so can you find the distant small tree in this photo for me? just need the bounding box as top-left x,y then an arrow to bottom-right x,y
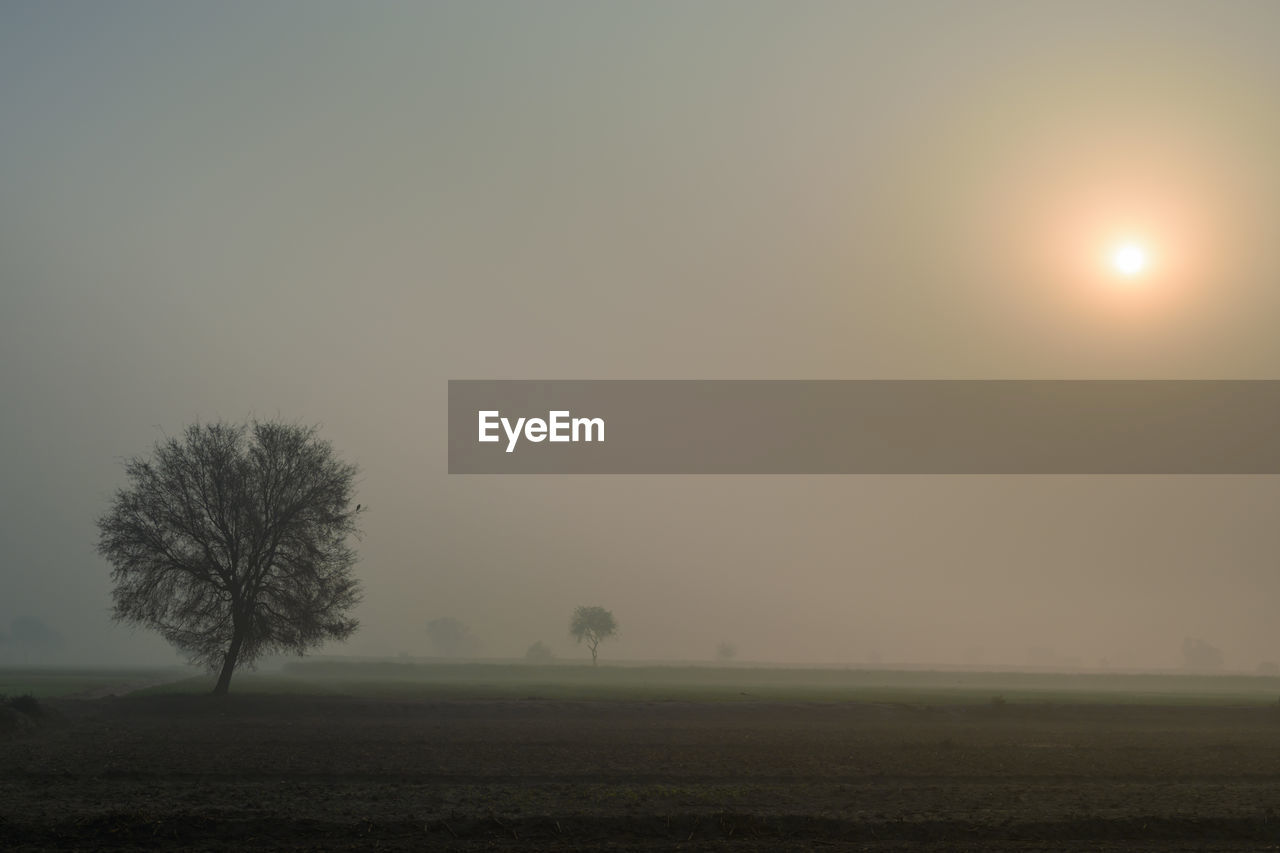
6,616 -> 65,652
426,617 -> 479,658
715,641 -> 737,663
96,420 -> 363,695
524,640 -> 555,664
1181,637 -> 1224,672
569,605 -> 617,666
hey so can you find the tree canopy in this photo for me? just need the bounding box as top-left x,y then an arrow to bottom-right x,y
96,420 -> 363,693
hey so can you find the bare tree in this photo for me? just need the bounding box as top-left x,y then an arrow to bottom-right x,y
96,420 -> 363,694
569,605 -> 617,666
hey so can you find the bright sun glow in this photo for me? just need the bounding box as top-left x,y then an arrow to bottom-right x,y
1111,243 -> 1148,276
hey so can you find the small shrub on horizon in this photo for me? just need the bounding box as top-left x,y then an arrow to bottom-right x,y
0,694 -> 47,735
525,641 -> 556,664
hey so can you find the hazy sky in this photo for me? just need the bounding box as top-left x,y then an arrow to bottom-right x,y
4,1 -> 1280,669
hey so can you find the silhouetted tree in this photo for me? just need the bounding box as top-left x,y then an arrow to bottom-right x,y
569,605 -> 617,666
426,617 -> 480,658
715,641 -> 737,663
96,420 -> 363,694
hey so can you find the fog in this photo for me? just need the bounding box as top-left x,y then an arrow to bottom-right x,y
4,1 -> 1280,671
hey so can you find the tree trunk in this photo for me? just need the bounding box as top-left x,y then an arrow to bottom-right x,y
590,643 -> 598,666
212,630 -> 244,695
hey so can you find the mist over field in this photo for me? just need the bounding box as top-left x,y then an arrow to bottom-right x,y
5,1 -> 1280,674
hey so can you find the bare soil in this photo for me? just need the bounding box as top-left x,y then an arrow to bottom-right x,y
4,695 -> 1280,850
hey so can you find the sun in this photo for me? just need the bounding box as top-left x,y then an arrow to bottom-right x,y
1110,243 -> 1148,277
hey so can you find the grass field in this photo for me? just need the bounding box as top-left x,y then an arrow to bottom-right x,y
0,666 -> 190,699
7,683 -> 1280,850
138,659 -> 1280,706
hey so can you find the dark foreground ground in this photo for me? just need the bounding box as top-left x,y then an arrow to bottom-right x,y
5,695 -> 1280,851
